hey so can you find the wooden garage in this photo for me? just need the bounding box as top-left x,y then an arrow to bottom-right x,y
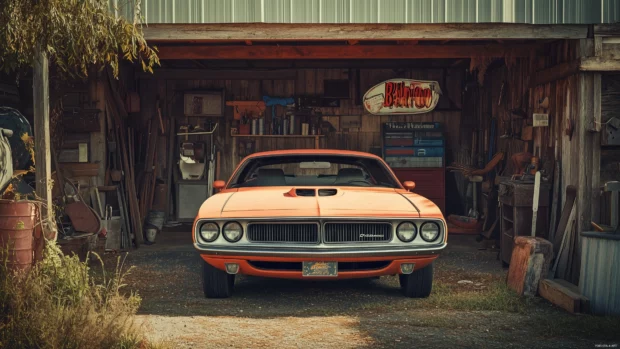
2,2 -> 620,314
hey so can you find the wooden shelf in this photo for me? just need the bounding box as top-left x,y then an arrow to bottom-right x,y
232,134 -> 324,149
231,135 -> 324,138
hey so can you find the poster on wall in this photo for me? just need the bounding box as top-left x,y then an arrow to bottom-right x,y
363,79 -> 442,115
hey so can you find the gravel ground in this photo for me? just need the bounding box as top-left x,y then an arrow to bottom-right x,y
105,231 -> 620,349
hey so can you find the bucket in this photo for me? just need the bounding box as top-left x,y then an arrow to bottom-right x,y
145,210 -> 165,231
0,200 -> 37,271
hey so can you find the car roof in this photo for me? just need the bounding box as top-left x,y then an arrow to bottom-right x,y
243,149 -> 383,160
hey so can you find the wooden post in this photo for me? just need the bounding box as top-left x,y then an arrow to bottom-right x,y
89,77 -> 107,188
33,49 -> 54,237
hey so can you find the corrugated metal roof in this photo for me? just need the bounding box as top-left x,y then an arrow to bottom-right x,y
579,232 -> 620,316
114,0 -> 620,24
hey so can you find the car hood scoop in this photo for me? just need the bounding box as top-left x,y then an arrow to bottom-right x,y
284,188 -> 339,197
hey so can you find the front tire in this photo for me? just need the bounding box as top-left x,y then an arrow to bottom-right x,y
202,260 -> 235,298
399,263 -> 433,298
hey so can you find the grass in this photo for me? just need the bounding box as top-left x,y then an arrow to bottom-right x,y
0,242 -> 169,349
424,280 -> 534,313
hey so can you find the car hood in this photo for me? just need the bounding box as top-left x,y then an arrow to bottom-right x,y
202,187 -> 424,218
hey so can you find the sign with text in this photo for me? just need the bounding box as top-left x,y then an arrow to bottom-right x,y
533,113 -> 549,127
363,79 -> 442,115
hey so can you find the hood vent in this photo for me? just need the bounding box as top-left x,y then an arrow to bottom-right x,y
318,189 -> 338,197
295,189 -> 316,197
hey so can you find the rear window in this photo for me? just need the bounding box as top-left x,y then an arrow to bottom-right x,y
228,155 -> 400,188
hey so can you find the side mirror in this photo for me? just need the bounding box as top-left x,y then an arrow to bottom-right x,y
403,181 -> 416,191
213,180 -> 226,191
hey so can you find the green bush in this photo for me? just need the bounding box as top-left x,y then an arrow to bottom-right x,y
0,242 -> 150,349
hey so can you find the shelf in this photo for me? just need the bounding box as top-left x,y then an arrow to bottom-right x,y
231,134 -> 324,138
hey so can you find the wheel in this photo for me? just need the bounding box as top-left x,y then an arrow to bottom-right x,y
202,260 -> 235,298
399,263 -> 433,298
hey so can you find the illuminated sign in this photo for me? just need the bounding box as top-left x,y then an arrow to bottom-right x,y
363,79 -> 442,115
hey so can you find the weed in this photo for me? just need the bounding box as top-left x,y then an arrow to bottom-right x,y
0,242 -> 166,349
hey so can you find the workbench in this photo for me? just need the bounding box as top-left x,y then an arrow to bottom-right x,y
499,180 -> 551,265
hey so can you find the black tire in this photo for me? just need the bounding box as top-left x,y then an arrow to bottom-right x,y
202,260 -> 235,298
399,263 -> 433,298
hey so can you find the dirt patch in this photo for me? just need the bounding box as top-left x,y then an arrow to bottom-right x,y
137,315 -> 373,349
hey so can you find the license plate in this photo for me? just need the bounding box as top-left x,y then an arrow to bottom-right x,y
302,261 -> 338,277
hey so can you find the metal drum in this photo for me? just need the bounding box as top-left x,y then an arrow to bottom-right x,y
0,200 -> 36,271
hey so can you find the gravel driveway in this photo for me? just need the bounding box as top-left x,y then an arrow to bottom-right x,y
111,231 -> 620,349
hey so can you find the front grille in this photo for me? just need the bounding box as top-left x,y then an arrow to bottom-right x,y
324,222 -> 392,243
248,261 -> 391,271
247,223 -> 319,243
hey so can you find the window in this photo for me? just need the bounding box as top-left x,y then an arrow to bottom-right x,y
229,155 -> 400,189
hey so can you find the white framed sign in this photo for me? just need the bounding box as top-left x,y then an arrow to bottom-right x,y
363,79 -> 442,115
533,113 -> 549,127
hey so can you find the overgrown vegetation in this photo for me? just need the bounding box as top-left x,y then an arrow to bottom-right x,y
0,243 -> 159,349
0,0 -> 159,79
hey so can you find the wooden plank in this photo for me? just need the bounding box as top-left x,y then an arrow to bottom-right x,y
156,44 -> 539,60
33,49 -> 54,231
539,278 -> 589,314
139,69 -> 299,80
580,56 -> 620,71
144,23 -> 588,41
532,60 -> 580,87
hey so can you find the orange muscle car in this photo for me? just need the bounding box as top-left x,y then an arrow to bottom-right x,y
193,149 -> 447,298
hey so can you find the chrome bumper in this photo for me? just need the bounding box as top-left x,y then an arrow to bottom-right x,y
194,242 -> 447,258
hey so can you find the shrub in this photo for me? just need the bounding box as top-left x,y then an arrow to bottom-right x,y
0,242 -> 150,349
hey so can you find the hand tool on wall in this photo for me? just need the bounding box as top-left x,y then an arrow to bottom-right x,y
531,171 -> 541,236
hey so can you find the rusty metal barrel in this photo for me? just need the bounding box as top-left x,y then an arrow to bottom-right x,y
0,200 -> 36,271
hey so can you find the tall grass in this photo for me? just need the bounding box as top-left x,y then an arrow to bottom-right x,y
0,242 -> 154,349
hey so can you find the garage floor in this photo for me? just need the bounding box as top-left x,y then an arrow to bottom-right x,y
111,229 -> 620,349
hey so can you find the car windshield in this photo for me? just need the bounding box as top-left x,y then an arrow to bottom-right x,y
228,155 -> 401,188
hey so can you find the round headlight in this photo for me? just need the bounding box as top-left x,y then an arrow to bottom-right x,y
199,222 -> 219,242
223,222 -> 243,242
420,222 -> 440,242
396,222 -> 417,242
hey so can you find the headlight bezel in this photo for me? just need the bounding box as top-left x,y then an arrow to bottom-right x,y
396,221 -> 417,242
199,222 -> 220,242
420,221 -> 441,242
222,221 -> 243,243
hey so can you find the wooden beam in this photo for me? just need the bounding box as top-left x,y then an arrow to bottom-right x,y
593,24 -> 620,37
532,60 -> 580,87
155,44 -> 538,60
138,69 -> 298,80
33,49 -> 54,236
580,56 -> 620,71
144,23 -> 588,41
